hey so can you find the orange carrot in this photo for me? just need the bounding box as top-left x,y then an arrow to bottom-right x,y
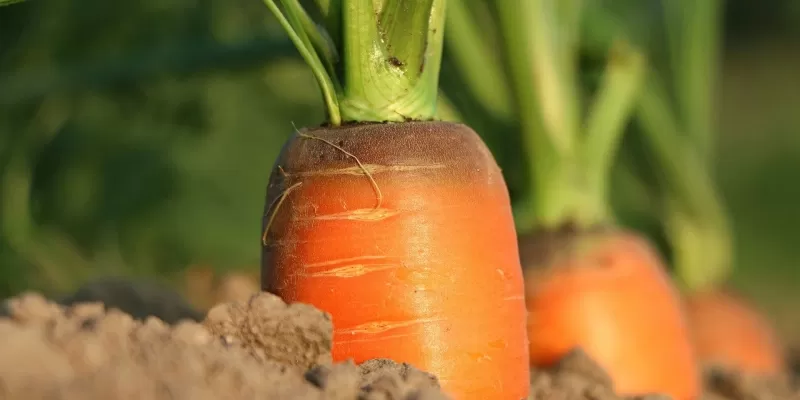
520,228 -> 700,400
485,1 -> 702,398
258,1 -> 529,398
263,122 -> 528,398
686,288 -> 784,376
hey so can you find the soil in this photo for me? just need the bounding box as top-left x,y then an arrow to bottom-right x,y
0,291 -> 446,400
0,285 -> 797,400
788,349 -> 800,390
699,366 -> 799,400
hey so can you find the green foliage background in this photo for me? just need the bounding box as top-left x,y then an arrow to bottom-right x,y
0,0 -> 798,339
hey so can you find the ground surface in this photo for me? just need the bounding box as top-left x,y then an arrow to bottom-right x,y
0,284 -> 797,400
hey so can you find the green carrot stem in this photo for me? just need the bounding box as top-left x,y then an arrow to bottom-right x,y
263,0 -> 341,123
664,198 -> 732,291
636,75 -> 732,290
312,0 -> 342,49
663,0 -> 722,162
583,41 -> 646,223
445,0 -> 513,121
435,92 -> 464,122
263,0 -> 446,124
497,0 -> 576,231
497,0 -> 644,232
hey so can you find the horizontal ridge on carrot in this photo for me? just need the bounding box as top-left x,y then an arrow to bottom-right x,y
258,0 -> 530,399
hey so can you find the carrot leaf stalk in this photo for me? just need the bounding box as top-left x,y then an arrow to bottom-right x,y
444,0 -> 513,121
583,41 -> 646,223
262,0 -> 445,125
663,0 -> 721,161
496,0 -> 645,232
633,0 -> 730,292
636,77 -> 732,292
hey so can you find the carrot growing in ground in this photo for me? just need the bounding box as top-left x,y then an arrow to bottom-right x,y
634,80 -> 785,378
685,289 -> 784,376
626,0 -> 785,377
258,0 -> 529,399
443,1 -> 700,398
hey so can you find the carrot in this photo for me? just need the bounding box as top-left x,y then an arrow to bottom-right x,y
686,288 -> 784,376
626,0 -> 783,380
449,1 -> 703,399
258,1 -> 529,399
519,227 -> 699,400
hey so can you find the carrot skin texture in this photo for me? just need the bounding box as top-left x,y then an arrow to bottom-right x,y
686,289 -> 784,377
521,230 -> 700,400
262,121 -> 530,400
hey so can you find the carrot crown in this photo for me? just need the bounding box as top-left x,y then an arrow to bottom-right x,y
262,0 -> 446,125
491,0 -> 646,232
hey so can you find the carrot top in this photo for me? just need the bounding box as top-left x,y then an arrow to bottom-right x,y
632,0 -> 731,292
262,0 -> 446,125
488,0 -> 646,232
566,0 -> 730,292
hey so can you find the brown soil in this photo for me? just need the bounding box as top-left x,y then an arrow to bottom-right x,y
789,349 -> 800,389
0,286 -> 797,400
527,348 -> 799,400
0,291 -> 446,400
700,366 -> 799,400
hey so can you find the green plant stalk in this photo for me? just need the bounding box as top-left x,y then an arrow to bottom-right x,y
584,2 -> 731,290
263,0 -> 342,123
435,91 -> 464,122
658,0 -> 731,290
496,0 -> 644,232
313,0 -> 342,49
582,41 -> 646,224
444,0 -> 513,121
263,0 -> 446,124
636,76 -> 732,291
664,0 -> 721,161
496,0 -> 557,231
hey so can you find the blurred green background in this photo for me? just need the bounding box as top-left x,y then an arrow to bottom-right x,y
0,0 -> 798,340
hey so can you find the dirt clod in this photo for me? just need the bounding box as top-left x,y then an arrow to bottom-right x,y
358,359 -> 443,400
528,348 -> 626,400
204,292 -> 333,369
